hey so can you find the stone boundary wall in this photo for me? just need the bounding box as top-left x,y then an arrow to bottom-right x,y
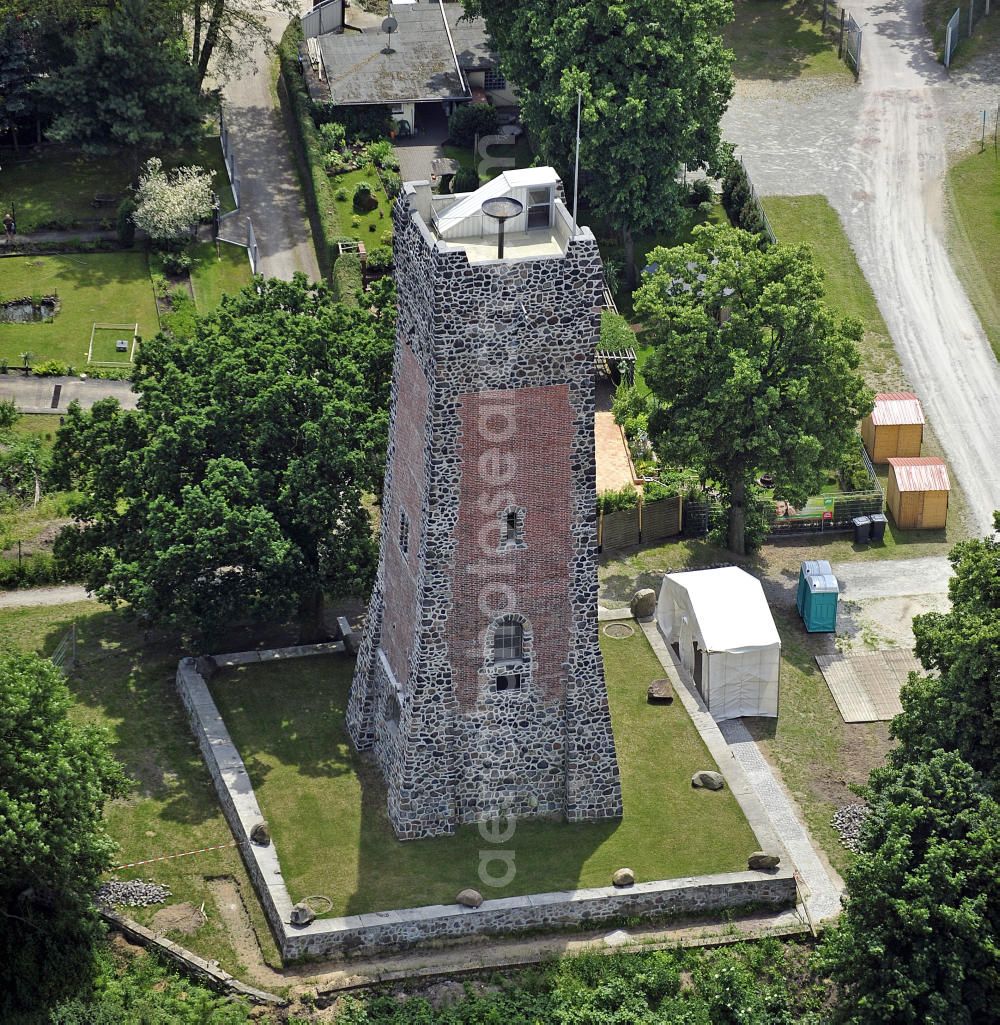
177,645 -> 798,963
98,907 -> 285,1006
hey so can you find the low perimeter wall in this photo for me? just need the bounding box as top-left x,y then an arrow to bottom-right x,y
176,650 -> 797,962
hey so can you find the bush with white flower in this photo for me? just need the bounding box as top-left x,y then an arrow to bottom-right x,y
132,158 -> 215,242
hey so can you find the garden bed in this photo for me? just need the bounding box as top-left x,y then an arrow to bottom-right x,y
207,630 -> 757,918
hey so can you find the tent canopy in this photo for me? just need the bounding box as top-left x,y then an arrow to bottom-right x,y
656,566 -> 780,721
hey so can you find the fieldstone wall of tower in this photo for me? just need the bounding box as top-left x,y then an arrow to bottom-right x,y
349,185 -> 623,838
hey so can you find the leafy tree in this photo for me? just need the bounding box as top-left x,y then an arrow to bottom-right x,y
821,752 -> 1000,1024
890,511 -> 1000,786
0,650 -> 128,1021
132,157 -> 214,242
52,275 -> 394,639
0,400 -> 44,507
464,0 -> 734,285
0,13 -> 35,152
635,223 -> 872,554
39,0 -> 205,163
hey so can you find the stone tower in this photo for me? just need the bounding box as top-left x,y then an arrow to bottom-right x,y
347,168 -> 622,839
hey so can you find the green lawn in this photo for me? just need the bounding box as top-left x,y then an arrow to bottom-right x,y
189,242 -> 252,312
330,168 -> 394,245
209,630 -> 757,918
724,0 -> 848,80
0,252 -> 159,368
947,149 -> 1000,359
0,602 -> 282,975
0,135 -> 235,234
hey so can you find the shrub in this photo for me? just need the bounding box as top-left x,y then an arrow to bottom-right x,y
351,215 -> 361,228
448,103 -> 499,147
597,485 -> 640,513
689,178 -> 713,205
599,310 -> 635,351
133,158 -> 214,242
698,200 -> 715,216
319,120 -> 347,154
366,244 -> 392,271
335,186 -> 349,201
368,223 -> 376,231
380,170 -> 402,198
353,180 -> 376,211
314,101 -> 393,140
451,166 -> 480,193
158,249 -> 193,275
116,198 -> 137,247
364,139 -> 398,169
32,360 -> 69,377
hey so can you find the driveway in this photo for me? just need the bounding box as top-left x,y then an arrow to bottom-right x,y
723,1 -> 1000,536
216,8 -> 320,282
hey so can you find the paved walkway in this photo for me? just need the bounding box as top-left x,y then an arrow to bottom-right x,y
722,1 -> 1000,537
0,374 -> 137,413
595,412 -> 637,494
217,9 -> 320,282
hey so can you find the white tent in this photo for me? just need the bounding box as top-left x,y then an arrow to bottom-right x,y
656,566 -> 780,721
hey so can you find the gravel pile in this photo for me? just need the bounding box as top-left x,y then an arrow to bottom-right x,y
832,804 -> 870,853
95,879 -> 172,908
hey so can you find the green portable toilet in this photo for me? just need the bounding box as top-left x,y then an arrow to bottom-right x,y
797,560 -> 832,616
802,572 -> 839,633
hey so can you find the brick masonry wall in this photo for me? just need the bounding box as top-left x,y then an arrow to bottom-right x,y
349,182 -> 623,838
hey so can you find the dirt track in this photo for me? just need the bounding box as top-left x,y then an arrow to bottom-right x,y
723,0 -> 1000,536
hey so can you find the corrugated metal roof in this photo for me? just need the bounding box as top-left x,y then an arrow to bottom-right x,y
870,392 -> 925,426
888,457 -> 950,492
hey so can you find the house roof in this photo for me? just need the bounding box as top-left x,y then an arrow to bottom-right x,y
888,457 -> 951,492
870,392 -> 925,427
315,3 -> 491,105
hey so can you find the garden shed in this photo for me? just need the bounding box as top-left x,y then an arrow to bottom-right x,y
656,567 -> 780,721
886,457 -> 950,529
861,392 -> 925,462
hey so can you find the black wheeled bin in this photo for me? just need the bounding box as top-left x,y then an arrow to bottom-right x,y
852,515 -> 872,544
869,513 -> 888,542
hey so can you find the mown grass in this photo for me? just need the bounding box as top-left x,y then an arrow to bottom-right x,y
330,168 -> 394,245
946,148 -> 1000,359
0,601 -> 282,975
209,629 -> 757,917
724,0 -> 848,80
189,242 -> 252,312
0,252 -> 159,368
0,135 -> 235,234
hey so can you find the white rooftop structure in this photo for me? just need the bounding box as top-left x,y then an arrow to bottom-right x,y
402,167 -> 593,265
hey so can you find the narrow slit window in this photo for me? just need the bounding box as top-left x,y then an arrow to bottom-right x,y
398,509 -> 409,556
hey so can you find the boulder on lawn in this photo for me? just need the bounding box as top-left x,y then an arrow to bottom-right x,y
249,821 -> 271,846
748,851 -> 781,870
691,770 -> 726,791
290,902 -> 315,926
647,679 -> 674,705
630,588 -> 657,620
456,888 -> 483,908
612,868 -> 635,887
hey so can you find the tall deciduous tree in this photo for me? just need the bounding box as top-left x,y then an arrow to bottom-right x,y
0,13 -> 35,152
0,650 -> 128,1019
636,224 -> 872,554
821,752 -> 1000,1024
52,275 -> 394,639
39,0 -> 206,162
890,511 -> 1000,786
464,0 -> 734,285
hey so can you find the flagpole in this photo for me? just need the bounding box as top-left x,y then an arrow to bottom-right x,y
572,90 -> 581,234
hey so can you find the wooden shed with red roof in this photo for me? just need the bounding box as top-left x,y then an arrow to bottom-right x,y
887,457 -> 950,530
862,392 -> 925,462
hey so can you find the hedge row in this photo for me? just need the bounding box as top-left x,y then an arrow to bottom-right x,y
276,19 -> 341,279
0,551 -> 76,590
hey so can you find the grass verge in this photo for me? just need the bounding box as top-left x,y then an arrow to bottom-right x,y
0,252 -> 159,369
189,242 -> 253,312
724,0 -> 848,80
0,601 -> 282,976
946,148 -> 1000,359
208,630 -> 757,917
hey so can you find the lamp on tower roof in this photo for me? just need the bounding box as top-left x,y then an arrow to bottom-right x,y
481,196 -> 523,260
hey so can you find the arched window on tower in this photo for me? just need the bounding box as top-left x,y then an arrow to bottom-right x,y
491,616 -> 526,692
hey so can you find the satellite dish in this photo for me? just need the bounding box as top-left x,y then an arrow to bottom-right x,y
381,15 -> 398,54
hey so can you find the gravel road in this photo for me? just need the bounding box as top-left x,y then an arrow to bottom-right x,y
0,585 -> 92,608
723,0 -> 1000,536
833,555 -> 952,599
